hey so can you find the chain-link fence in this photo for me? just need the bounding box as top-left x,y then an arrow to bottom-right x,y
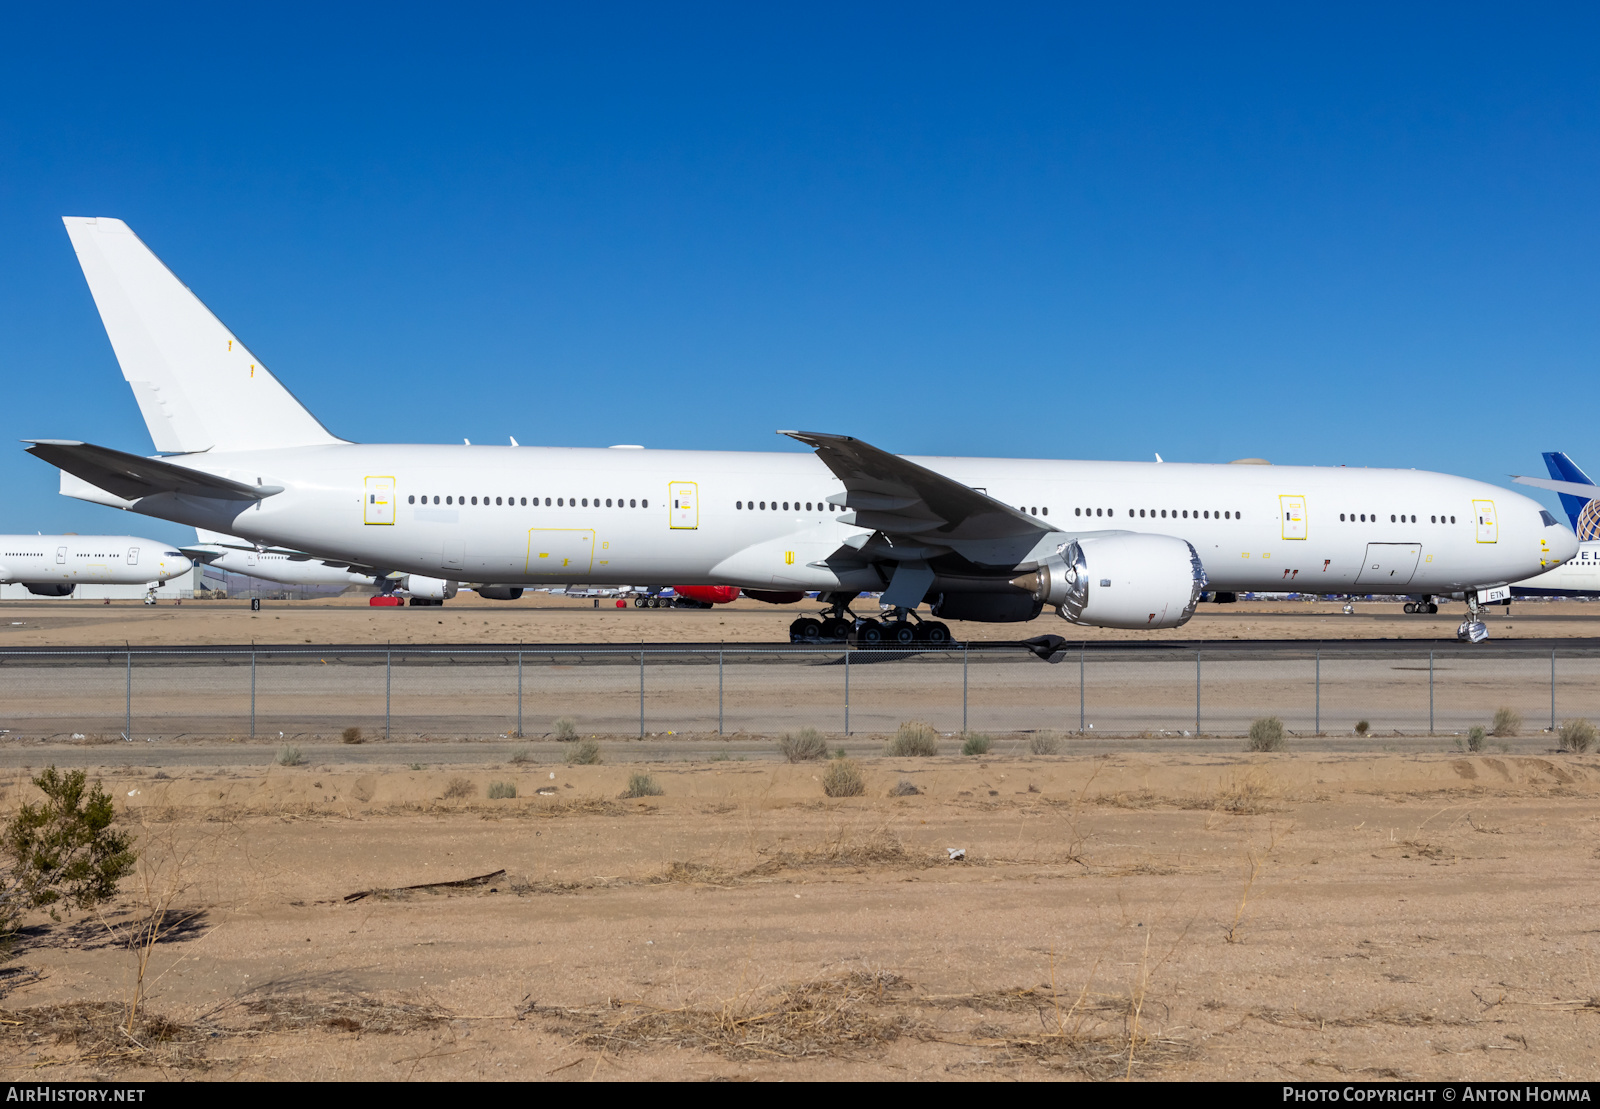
0,643 -> 1593,743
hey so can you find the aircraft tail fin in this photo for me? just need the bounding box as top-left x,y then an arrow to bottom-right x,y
1542,452 -> 1599,538
61,217 -> 343,454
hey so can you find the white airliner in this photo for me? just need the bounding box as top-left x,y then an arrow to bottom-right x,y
182,528 -> 463,607
0,534 -> 192,598
26,216 -> 1578,643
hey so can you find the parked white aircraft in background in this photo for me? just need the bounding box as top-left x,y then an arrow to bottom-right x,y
183,529 -> 463,608
29,216 -> 1579,644
0,534 -> 191,599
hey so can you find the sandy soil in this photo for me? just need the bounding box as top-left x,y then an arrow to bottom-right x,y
0,750 -> 1596,1081
2,594 -> 1598,647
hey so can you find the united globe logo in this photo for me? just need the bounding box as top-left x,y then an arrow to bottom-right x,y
1578,497 -> 1600,541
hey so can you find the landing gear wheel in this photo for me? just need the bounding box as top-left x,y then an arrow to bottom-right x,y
634,596 -> 647,608
916,621 -> 951,645
250,598 -> 261,611
884,620 -> 917,645
856,619 -> 884,644
821,617 -> 852,642
790,617 -> 823,643
1427,603 -> 1438,614
1404,602 -> 1417,614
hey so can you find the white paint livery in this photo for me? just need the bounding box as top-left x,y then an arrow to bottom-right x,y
32,216 -> 1580,633
0,535 -> 192,594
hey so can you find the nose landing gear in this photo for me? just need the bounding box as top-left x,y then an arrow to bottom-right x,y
1457,592 -> 1488,643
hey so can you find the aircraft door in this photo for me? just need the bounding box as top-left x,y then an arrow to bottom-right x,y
1472,499 -> 1498,543
55,546 -> 66,565
526,528 -> 595,575
669,482 -> 698,529
1354,543 -> 1422,587
1279,495 -> 1307,540
127,547 -> 139,567
364,477 -> 396,525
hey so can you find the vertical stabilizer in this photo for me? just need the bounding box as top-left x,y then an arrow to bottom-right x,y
61,217 -> 343,453
1542,452 -> 1598,538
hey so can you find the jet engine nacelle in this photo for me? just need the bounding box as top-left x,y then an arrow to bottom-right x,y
1015,535 -> 1207,630
475,586 -> 524,601
405,575 -> 458,601
24,583 -> 75,597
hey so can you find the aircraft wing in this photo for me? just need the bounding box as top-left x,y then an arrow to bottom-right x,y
781,431 -> 1051,543
24,440 -> 281,502
1512,475 -> 1599,499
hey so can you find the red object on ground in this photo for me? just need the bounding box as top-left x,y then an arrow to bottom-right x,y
615,599 -> 627,608
671,585 -> 742,605
369,595 -> 404,607
744,589 -> 806,604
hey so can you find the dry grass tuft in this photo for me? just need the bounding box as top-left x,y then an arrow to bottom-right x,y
487,780 -> 517,800
823,758 -> 866,797
531,971 -> 1191,1076
1246,717 -> 1285,752
275,744 -> 305,767
235,994 -> 449,1034
509,745 -> 532,764
1030,733 -> 1063,755
341,726 -> 364,745
961,733 -> 992,756
1466,726 -> 1486,752
885,721 -> 940,757
1491,707 -> 1522,737
1558,718 -> 1596,753
620,772 -> 663,799
443,777 -> 476,800
567,739 -> 603,765
889,778 -> 921,797
779,727 -> 829,762
553,716 -> 579,741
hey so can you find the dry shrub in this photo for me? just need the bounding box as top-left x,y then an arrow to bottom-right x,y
779,727 -> 828,762
621,773 -> 663,799
1246,717 -> 1285,752
1354,719 -> 1370,736
1558,718 -> 1596,753
1466,726 -> 1486,752
487,781 -> 517,800
553,716 -> 578,741
823,758 -> 865,797
1491,706 -> 1522,737
443,777 -> 476,800
509,745 -> 532,764
341,726 -> 364,745
889,778 -> 921,797
567,739 -> 602,765
275,744 -> 304,767
961,733 -> 992,756
885,721 -> 939,757
1030,733 -> 1063,755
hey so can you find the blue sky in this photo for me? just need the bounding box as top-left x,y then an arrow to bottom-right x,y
2,4 -> 1597,544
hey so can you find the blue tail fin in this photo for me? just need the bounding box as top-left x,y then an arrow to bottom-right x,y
1544,452 -> 1598,537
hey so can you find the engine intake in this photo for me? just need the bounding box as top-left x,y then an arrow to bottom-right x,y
475,586 -> 524,601
24,583 -> 75,597
405,575 -> 458,601
1013,535 -> 1207,630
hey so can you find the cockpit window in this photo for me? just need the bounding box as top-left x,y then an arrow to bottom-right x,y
1540,510 -> 1559,527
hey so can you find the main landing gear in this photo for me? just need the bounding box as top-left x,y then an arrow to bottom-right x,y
788,596 -> 952,646
1403,595 -> 1439,615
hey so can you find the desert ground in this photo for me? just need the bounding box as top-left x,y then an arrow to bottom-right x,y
1,598 -> 1596,1082
2,593 -> 1599,647
0,747 -> 1595,1081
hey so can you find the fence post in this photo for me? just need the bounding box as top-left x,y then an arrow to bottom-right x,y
385,647 -> 392,742
1315,646 -> 1320,735
1428,649 -> 1434,735
1079,642 -> 1085,734
639,649 -> 645,739
844,645 -> 851,737
718,649 -> 724,736
125,648 -> 132,743
516,650 -> 523,738
250,648 -> 257,742
1195,647 -> 1201,735
1551,648 -> 1556,731
962,642 -> 968,734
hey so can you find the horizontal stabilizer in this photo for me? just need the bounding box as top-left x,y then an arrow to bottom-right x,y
1512,475 -> 1600,500
24,440 -> 281,502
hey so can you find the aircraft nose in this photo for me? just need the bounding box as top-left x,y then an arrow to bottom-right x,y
1549,521 -> 1579,564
